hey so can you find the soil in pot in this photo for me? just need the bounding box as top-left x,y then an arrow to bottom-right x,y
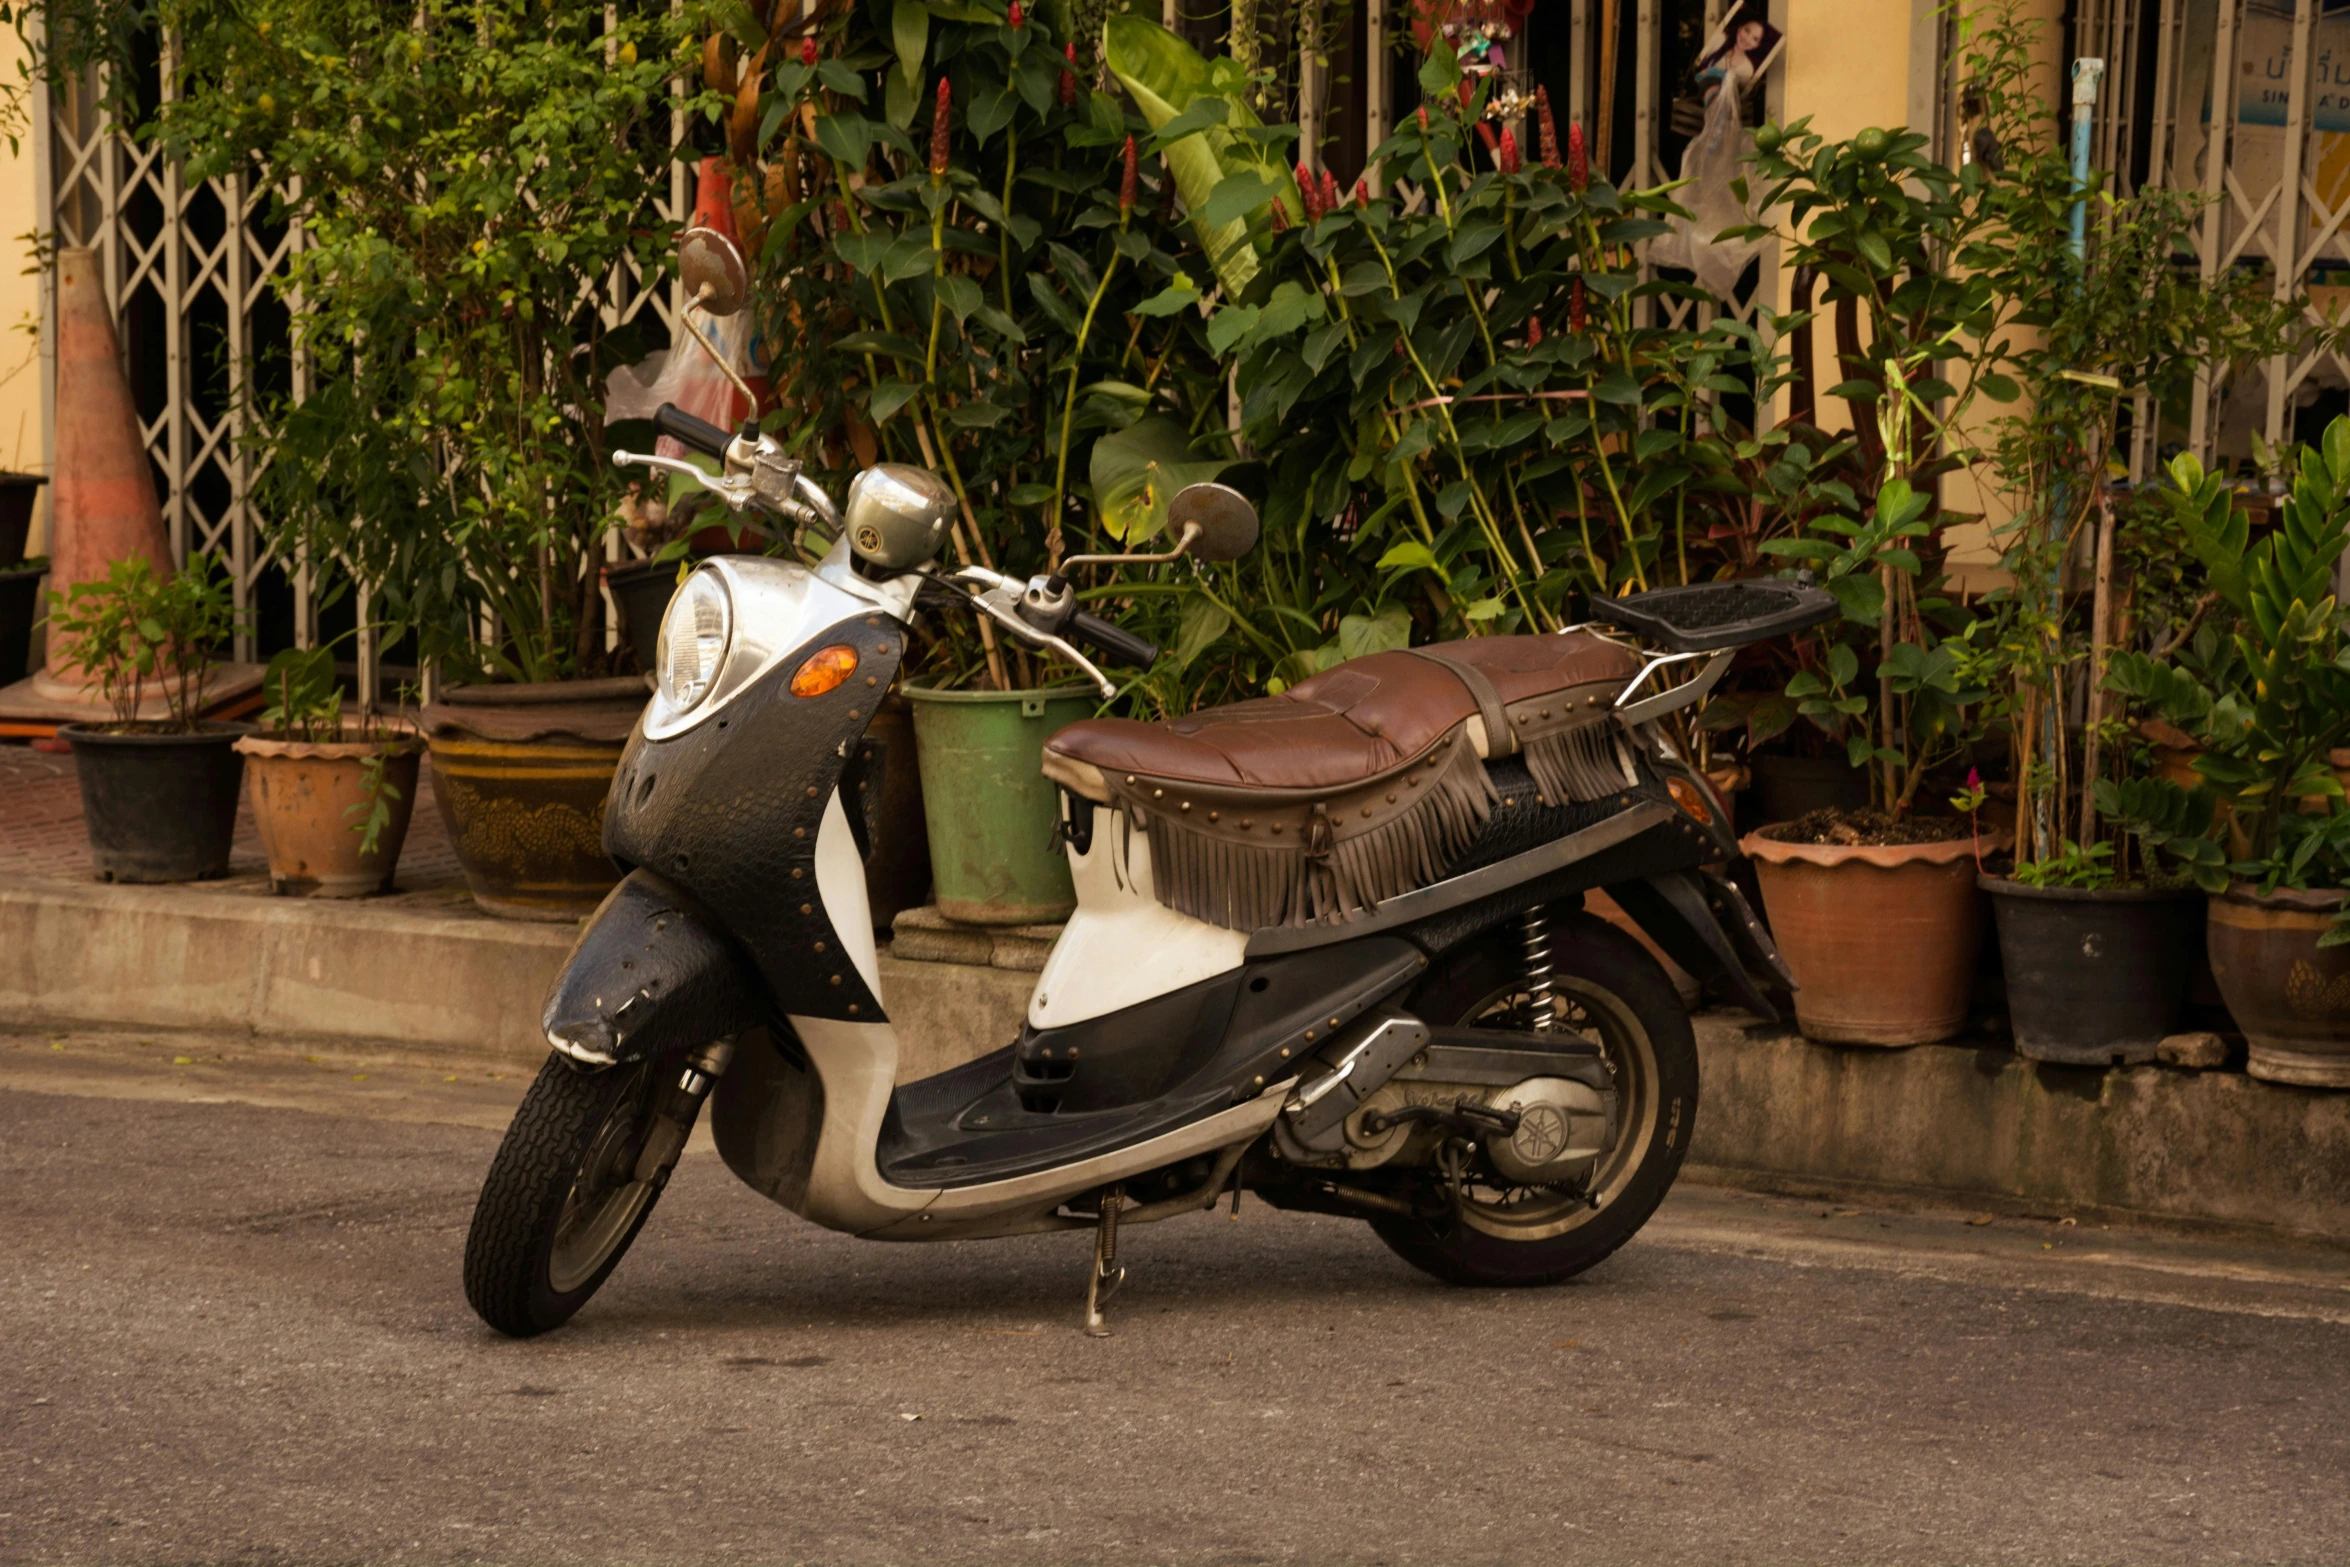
61,721 -> 251,882
0,561 -> 41,685
1982,878 -> 2202,1066
422,678 -> 644,920
236,736 -> 424,896
1744,810 -> 1988,1046
903,682 -> 1095,925
2208,885 -> 2350,1087
1742,753 -> 1872,838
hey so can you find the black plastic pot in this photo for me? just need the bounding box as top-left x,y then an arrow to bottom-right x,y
0,562 -> 40,685
606,557 -> 680,676
1981,876 -> 2204,1066
61,721 -> 252,882
0,473 -> 41,568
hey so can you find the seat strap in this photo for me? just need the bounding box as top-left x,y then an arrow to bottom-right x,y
1404,647 -> 1517,757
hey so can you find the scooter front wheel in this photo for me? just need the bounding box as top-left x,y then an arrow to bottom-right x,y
464,1055 -> 670,1337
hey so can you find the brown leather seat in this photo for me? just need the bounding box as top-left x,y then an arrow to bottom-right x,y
1040,633 -> 1644,931
1043,632 -> 1641,796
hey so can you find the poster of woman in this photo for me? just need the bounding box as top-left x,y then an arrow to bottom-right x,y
1693,3 -> 1783,109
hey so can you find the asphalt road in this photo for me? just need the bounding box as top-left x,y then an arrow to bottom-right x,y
5,1028 -> 2350,1567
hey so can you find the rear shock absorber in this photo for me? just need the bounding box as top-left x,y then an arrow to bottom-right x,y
1521,907 -> 1557,1031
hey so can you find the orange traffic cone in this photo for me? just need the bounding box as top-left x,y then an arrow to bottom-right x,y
39,246 -> 172,691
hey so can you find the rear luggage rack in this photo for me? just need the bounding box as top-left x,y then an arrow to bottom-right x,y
1587,580 -> 1840,653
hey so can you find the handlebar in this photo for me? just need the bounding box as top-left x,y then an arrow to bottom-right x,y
653,402 -> 733,460
1068,611 -> 1160,669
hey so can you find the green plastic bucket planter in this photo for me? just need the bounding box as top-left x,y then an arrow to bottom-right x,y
902,681 -> 1096,926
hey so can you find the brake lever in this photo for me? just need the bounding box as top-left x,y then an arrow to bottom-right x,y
935,569 -> 1117,699
615,450 -> 759,512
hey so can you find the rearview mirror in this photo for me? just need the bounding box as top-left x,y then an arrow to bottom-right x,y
1168,482 -> 1260,562
679,226 -> 749,318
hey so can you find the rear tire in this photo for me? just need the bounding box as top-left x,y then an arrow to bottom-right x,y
1371,909 -> 1698,1287
464,1055 -> 671,1337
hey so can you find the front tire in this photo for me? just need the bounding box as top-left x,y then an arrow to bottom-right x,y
1371,908 -> 1698,1287
464,1055 -> 673,1337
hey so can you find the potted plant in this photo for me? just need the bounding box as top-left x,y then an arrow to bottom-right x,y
749,6 -> 1241,924
2101,426 -> 2350,1087
151,0 -> 707,917
47,552 -> 248,882
233,640 -> 423,896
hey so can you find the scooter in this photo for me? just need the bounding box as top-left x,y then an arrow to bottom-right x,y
461,231 -> 1836,1338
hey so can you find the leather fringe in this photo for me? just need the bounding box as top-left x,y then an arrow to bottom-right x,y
1524,722 -> 1632,806
1143,738 -> 1500,930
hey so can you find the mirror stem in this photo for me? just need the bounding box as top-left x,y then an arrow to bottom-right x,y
1060,523 -> 1201,573
683,287 -> 760,419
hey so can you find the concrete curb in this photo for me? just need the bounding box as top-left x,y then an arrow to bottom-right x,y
1688,1016 -> 2350,1247
0,873 -> 1034,1079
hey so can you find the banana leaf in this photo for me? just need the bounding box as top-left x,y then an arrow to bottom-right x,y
1102,15 -> 1300,298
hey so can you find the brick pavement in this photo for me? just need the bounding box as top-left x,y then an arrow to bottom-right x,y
1,736 -> 475,911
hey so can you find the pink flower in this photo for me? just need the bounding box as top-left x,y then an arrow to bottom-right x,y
1119,134 -> 1137,214
929,78 -> 952,176
1537,85 -> 1560,168
800,34 -> 817,67
1059,42 -> 1078,107
1499,127 -> 1521,174
1007,0 -> 1023,26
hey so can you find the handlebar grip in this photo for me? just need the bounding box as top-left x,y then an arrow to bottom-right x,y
1069,611 -> 1160,669
653,403 -> 733,459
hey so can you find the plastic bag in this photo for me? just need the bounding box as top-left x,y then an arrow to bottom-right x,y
602,305 -> 755,461
1650,82 -> 1764,300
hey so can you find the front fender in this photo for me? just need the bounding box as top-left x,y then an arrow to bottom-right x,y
543,869 -> 769,1067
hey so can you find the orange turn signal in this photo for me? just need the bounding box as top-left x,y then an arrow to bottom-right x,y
1667,775 -> 1713,826
790,644 -> 860,698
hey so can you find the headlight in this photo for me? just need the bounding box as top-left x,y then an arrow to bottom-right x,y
656,568 -> 732,712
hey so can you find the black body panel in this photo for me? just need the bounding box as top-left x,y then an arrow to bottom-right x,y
604,613 -> 906,1024
1607,869 -> 1781,1021
541,869 -> 770,1065
877,939 -> 1428,1189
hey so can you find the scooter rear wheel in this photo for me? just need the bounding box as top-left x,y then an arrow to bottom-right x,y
464,1055 -> 669,1337
1369,909 -> 1698,1287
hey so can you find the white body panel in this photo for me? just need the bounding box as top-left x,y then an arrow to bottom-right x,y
1028,812 -> 1248,1030
815,789 -> 882,998
784,1013 -> 1287,1239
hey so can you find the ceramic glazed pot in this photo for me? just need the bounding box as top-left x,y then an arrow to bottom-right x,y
422,677 -> 646,921
2207,884 -> 2350,1088
1981,877 -> 2203,1066
61,721 -> 251,882
234,735 -> 423,896
1743,828 -> 1988,1045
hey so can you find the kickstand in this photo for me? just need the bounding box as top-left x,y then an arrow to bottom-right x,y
1082,1183 -> 1126,1338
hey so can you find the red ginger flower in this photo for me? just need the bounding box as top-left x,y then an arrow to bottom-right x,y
1568,120 -> 1588,190
1269,201 -> 1291,232
1060,42 -> 1078,106
1119,135 -> 1137,214
1007,0 -> 1022,26
1526,313 -> 1543,345
1319,168 -> 1339,214
800,34 -> 817,67
1570,276 -> 1586,333
1499,126 -> 1520,174
1416,104 -> 1429,131
1296,160 -> 1319,218
1536,85 -> 1560,168
929,78 -> 952,176
1457,78 -> 1474,113
1475,120 -> 1497,154
1352,177 -> 1370,206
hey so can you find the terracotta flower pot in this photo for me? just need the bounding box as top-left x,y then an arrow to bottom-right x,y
234,735 -> 424,897
2207,883 -> 2350,1088
1743,828 -> 1989,1045
422,677 -> 646,921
